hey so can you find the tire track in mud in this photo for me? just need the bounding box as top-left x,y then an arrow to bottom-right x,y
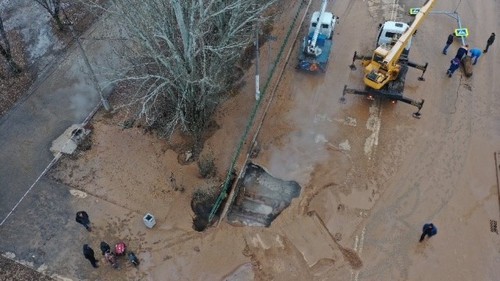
367,0 -> 405,21
364,100 -> 382,160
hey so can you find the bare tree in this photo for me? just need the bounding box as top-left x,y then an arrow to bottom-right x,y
33,0 -> 64,30
107,0 -> 277,141
0,16 -> 21,74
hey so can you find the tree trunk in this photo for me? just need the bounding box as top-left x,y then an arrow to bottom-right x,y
52,4 -> 64,31
0,16 -> 21,74
106,0 -> 278,139
32,0 -> 64,31
52,14 -> 64,31
0,45 -> 21,74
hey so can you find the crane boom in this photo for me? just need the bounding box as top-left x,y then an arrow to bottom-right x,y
297,0 -> 336,72
383,0 -> 435,65
307,0 -> 328,55
363,0 -> 436,90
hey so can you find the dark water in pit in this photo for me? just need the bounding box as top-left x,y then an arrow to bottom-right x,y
227,162 -> 301,227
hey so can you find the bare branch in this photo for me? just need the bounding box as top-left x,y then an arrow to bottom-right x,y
0,16 -> 21,74
101,0 -> 278,139
32,0 -> 64,30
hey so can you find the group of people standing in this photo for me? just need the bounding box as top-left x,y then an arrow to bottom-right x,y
444,32 -> 495,77
75,211 -> 100,268
76,211 -> 137,269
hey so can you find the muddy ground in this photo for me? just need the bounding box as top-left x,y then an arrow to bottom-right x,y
2,0 -> 500,280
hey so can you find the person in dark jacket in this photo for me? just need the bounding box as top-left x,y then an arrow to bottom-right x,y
454,44 -> 468,61
83,244 -> 99,268
419,223 -> 437,242
446,58 -> 461,77
75,211 -> 91,232
484,33 -> 495,53
442,34 -> 454,55
100,241 -> 111,255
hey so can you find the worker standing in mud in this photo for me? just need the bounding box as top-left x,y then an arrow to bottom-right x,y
419,223 -> 437,242
75,211 -> 91,232
442,33 -> 454,55
454,44 -> 469,61
446,58 -> 461,77
83,244 -> 99,268
483,33 -> 495,53
469,48 -> 482,65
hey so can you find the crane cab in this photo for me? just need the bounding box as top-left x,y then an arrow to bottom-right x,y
363,47 -> 390,89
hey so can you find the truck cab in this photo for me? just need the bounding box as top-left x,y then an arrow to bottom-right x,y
309,11 -> 336,39
296,0 -> 336,73
376,21 -> 411,53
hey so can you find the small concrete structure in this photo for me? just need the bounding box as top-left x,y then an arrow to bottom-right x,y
50,124 -> 90,155
143,213 -> 156,228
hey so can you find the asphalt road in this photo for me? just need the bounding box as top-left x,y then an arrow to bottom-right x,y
0,13 -> 115,279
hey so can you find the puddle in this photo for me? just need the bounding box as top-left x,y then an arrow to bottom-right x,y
227,162 -> 301,227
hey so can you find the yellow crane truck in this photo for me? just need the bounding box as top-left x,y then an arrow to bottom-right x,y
341,0 -> 436,118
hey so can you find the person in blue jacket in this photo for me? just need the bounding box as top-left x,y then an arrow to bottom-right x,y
419,223 -> 437,242
446,58 -> 460,78
469,48 -> 482,65
454,44 -> 468,61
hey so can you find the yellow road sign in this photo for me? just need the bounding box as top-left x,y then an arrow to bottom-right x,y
409,8 -> 420,15
454,28 -> 469,37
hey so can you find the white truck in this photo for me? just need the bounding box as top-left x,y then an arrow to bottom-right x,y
376,21 -> 412,54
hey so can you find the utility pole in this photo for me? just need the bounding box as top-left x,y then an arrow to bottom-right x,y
255,22 -> 260,101
61,7 -> 111,111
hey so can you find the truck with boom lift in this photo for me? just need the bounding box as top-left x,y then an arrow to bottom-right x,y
296,0 -> 338,73
341,0 -> 435,118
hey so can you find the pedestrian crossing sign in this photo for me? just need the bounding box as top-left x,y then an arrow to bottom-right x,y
454,28 -> 469,37
409,8 -> 420,15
